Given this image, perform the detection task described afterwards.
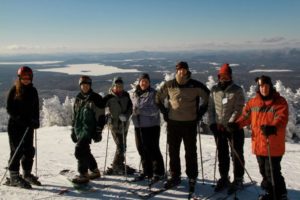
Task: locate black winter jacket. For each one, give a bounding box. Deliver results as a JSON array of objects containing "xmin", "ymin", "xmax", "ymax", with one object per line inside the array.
[{"xmin": 6, "ymin": 83, "xmax": 40, "ymax": 129}]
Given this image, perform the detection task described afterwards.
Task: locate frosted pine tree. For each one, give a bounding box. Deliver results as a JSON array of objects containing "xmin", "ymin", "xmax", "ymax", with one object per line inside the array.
[
  {"xmin": 41, "ymin": 95, "xmax": 65, "ymax": 127},
  {"xmin": 0, "ymin": 108, "xmax": 8, "ymax": 131}
]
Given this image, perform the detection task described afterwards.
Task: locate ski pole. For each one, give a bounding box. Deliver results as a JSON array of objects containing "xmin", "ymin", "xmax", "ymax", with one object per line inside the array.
[
  {"xmin": 165, "ymin": 123, "xmax": 168, "ymax": 179},
  {"xmin": 227, "ymin": 137, "xmax": 254, "ymax": 183},
  {"xmin": 122, "ymin": 121, "xmax": 128, "ymax": 181},
  {"xmin": 0, "ymin": 127, "xmax": 30, "ymax": 185},
  {"xmin": 213, "ymin": 136, "xmax": 218, "ymax": 186},
  {"xmin": 35, "ymin": 129, "xmax": 38, "ymax": 177},
  {"xmin": 197, "ymin": 122, "xmax": 204, "ymax": 184},
  {"xmin": 266, "ymin": 137, "xmax": 277, "ymax": 200},
  {"xmin": 103, "ymin": 124, "xmax": 110, "ymax": 178}
]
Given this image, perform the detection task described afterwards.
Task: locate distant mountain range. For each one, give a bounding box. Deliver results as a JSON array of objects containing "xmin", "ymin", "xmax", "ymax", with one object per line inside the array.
[{"xmin": 0, "ymin": 48, "xmax": 299, "ymax": 107}]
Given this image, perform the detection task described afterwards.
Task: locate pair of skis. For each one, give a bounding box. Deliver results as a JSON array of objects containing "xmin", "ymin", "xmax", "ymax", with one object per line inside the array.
[
  {"xmin": 193, "ymin": 181, "xmax": 257, "ymax": 200},
  {"xmin": 128, "ymin": 177, "xmax": 167, "ymax": 199}
]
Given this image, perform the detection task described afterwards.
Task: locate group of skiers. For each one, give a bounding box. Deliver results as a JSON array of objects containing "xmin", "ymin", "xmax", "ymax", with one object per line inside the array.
[{"xmin": 5, "ymin": 62, "xmax": 289, "ymax": 200}]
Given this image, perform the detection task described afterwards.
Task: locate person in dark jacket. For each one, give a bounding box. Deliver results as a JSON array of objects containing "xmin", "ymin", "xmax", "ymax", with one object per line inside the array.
[
  {"xmin": 208, "ymin": 63, "xmax": 245, "ymax": 194},
  {"xmin": 156, "ymin": 61, "xmax": 210, "ymax": 190},
  {"xmin": 103, "ymin": 77, "xmax": 135, "ymax": 175},
  {"xmin": 131, "ymin": 73, "xmax": 165, "ymax": 182},
  {"xmin": 6, "ymin": 66, "xmax": 40, "ymax": 189},
  {"xmin": 71, "ymin": 76, "xmax": 105, "ymax": 184}
]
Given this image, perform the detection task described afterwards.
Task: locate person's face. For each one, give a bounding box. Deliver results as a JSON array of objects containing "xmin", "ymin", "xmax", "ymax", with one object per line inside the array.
[
  {"xmin": 258, "ymin": 80, "xmax": 270, "ymax": 97},
  {"xmin": 219, "ymin": 73, "xmax": 231, "ymax": 82},
  {"xmin": 80, "ymin": 83, "xmax": 91, "ymax": 94},
  {"xmin": 139, "ymin": 79, "xmax": 150, "ymax": 91},
  {"xmin": 177, "ymin": 68, "xmax": 188, "ymax": 78},
  {"xmin": 20, "ymin": 75, "xmax": 32, "ymax": 85},
  {"xmin": 112, "ymin": 84, "xmax": 123, "ymax": 93}
]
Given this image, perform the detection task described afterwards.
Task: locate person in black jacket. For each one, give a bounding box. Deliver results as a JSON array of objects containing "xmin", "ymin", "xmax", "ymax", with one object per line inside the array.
[
  {"xmin": 71, "ymin": 76, "xmax": 105, "ymax": 184},
  {"xmin": 6, "ymin": 66, "xmax": 40, "ymax": 189}
]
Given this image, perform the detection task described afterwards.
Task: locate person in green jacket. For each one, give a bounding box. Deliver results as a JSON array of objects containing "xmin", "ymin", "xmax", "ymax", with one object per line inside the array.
[{"xmin": 71, "ymin": 76, "xmax": 105, "ymax": 184}]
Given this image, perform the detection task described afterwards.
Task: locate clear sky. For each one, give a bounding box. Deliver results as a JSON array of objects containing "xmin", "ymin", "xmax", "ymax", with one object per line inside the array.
[{"xmin": 1, "ymin": 0, "xmax": 300, "ymax": 54}]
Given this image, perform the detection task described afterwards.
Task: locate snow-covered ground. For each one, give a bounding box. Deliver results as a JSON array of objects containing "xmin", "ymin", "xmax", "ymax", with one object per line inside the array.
[{"xmin": 0, "ymin": 124, "xmax": 299, "ymax": 200}]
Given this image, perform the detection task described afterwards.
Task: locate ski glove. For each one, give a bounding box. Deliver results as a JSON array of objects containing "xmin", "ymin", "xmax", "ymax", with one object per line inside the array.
[
  {"xmin": 227, "ymin": 122, "xmax": 239, "ymax": 133},
  {"xmin": 260, "ymin": 125, "xmax": 277, "ymax": 137},
  {"xmin": 93, "ymin": 127, "xmax": 102, "ymax": 143},
  {"xmin": 71, "ymin": 128, "xmax": 77, "ymax": 143},
  {"xmin": 119, "ymin": 114, "xmax": 127, "ymax": 122}
]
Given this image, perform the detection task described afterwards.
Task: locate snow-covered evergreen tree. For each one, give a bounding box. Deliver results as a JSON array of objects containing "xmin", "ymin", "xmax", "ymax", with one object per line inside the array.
[
  {"xmin": 0, "ymin": 108, "xmax": 8, "ymax": 131},
  {"xmin": 41, "ymin": 95, "xmax": 74, "ymax": 127},
  {"xmin": 206, "ymin": 75, "xmax": 216, "ymax": 90}
]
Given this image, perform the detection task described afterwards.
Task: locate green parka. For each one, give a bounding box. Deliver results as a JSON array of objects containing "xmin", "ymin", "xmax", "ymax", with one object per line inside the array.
[{"xmin": 73, "ymin": 90, "xmax": 105, "ymax": 141}]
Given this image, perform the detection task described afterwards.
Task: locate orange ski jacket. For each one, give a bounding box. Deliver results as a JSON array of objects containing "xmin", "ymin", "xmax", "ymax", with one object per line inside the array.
[{"xmin": 236, "ymin": 91, "xmax": 288, "ymax": 156}]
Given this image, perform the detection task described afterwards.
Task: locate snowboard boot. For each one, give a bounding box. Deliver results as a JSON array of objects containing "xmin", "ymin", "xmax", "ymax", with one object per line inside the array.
[
  {"xmin": 9, "ymin": 171, "xmax": 32, "ymax": 189},
  {"xmin": 89, "ymin": 168, "xmax": 101, "ymax": 180},
  {"xmin": 227, "ymin": 177, "xmax": 243, "ymax": 194},
  {"xmin": 72, "ymin": 173, "xmax": 89, "ymax": 184},
  {"xmin": 214, "ymin": 177, "xmax": 230, "ymax": 192},
  {"xmin": 163, "ymin": 177, "xmax": 181, "ymax": 189},
  {"xmin": 188, "ymin": 178, "xmax": 196, "ymax": 193},
  {"xmin": 23, "ymin": 173, "xmax": 42, "ymax": 186}
]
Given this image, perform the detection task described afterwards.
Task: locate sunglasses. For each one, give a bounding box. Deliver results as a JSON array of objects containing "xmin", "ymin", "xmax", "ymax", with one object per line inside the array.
[{"xmin": 20, "ymin": 76, "xmax": 31, "ymax": 81}]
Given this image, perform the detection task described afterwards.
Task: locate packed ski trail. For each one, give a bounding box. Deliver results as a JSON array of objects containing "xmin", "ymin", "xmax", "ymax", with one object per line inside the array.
[{"xmin": 0, "ymin": 125, "xmax": 299, "ymax": 199}]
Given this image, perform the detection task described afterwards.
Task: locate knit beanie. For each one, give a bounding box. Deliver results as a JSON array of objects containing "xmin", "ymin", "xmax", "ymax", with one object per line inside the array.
[
  {"xmin": 139, "ymin": 73, "xmax": 150, "ymax": 82},
  {"xmin": 176, "ymin": 61, "xmax": 189, "ymax": 71},
  {"xmin": 218, "ymin": 63, "xmax": 232, "ymax": 79},
  {"xmin": 79, "ymin": 75, "xmax": 92, "ymax": 85},
  {"xmin": 112, "ymin": 76, "xmax": 124, "ymax": 87}
]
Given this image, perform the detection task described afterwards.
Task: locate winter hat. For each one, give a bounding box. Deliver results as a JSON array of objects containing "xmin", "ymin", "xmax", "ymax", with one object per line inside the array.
[
  {"xmin": 218, "ymin": 63, "xmax": 232, "ymax": 79},
  {"xmin": 176, "ymin": 61, "xmax": 189, "ymax": 71},
  {"xmin": 79, "ymin": 75, "xmax": 92, "ymax": 85},
  {"xmin": 255, "ymin": 75, "xmax": 273, "ymax": 88},
  {"xmin": 18, "ymin": 66, "xmax": 33, "ymax": 80},
  {"xmin": 139, "ymin": 73, "xmax": 150, "ymax": 82},
  {"xmin": 112, "ymin": 76, "xmax": 124, "ymax": 87}
]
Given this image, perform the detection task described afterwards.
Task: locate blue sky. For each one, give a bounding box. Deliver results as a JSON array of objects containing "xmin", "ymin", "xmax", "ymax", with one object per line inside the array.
[{"xmin": 1, "ymin": 0, "xmax": 300, "ymax": 54}]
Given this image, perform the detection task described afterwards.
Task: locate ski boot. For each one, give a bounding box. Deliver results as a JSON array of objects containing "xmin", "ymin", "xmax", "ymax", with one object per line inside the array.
[
  {"xmin": 88, "ymin": 168, "xmax": 101, "ymax": 180},
  {"xmin": 227, "ymin": 177, "xmax": 243, "ymax": 194},
  {"xmin": 23, "ymin": 173, "xmax": 42, "ymax": 186},
  {"xmin": 72, "ymin": 173, "xmax": 89, "ymax": 184},
  {"xmin": 9, "ymin": 171, "xmax": 32, "ymax": 189},
  {"xmin": 163, "ymin": 177, "xmax": 181, "ymax": 189},
  {"xmin": 214, "ymin": 177, "xmax": 230, "ymax": 192}
]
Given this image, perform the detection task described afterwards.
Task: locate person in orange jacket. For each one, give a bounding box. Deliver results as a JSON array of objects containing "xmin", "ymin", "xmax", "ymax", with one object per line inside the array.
[{"xmin": 228, "ymin": 75, "xmax": 288, "ymax": 200}]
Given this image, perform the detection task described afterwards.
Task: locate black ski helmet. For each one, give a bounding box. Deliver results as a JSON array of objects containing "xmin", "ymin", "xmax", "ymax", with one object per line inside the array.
[
  {"xmin": 79, "ymin": 75, "xmax": 92, "ymax": 85},
  {"xmin": 17, "ymin": 66, "xmax": 33, "ymax": 79}
]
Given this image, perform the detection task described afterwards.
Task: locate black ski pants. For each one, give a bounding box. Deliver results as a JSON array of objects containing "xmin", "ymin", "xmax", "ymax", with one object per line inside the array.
[
  {"xmin": 75, "ymin": 138, "xmax": 98, "ymax": 174},
  {"xmin": 214, "ymin": 129, "xmax": 245, "ymax": 180},
  {"xmin": 135, "ymin": 126, "xmax": 165, "ymax": 177},
  {"xmin": 256, "ymin": 156, "xmax": 287, "ymax": 198},
  {"xmin": 167, "ymin": 123, "xmax": 198, "ymax": 179},
  {"xmin": 8, "ymin": 121, "xmax": 35, "ymax": 173}
]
